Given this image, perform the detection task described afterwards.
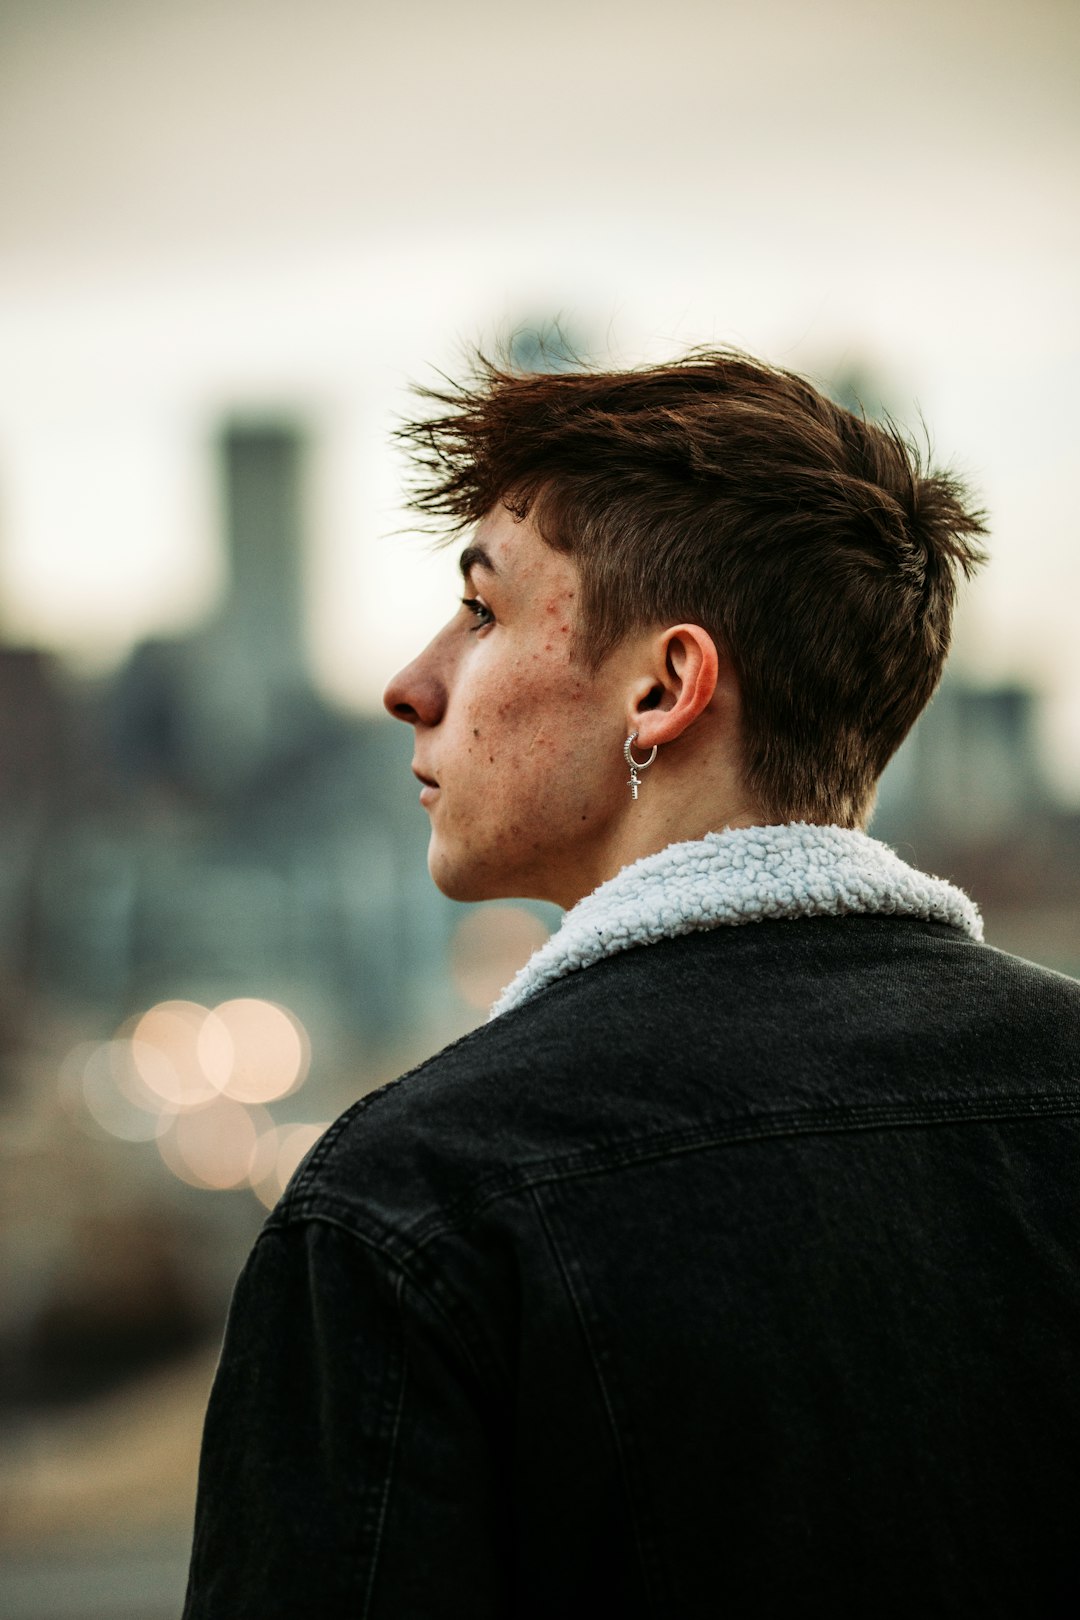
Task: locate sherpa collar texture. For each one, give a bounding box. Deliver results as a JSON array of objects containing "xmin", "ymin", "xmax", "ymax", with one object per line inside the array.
[{"xmin": 491, "ymin": 823, "xmax": 983, "ymax": 1019}]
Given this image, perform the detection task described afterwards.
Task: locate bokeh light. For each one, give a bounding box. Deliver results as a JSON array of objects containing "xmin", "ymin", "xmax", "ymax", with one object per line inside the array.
[
  {"xmin": 131, "ymin": 1000, "xmax": 223, "ymax": 1109},
  {"xmin": 449, "ymin": 906, "xmax": 550, "ymax": 1010},
  {"xmin": 156, "ymin": 1097, "xmax": 271, "ymax": 1191},
  {"xmin": 58, "ymin": 996, "xmax": 315, "ymax": 1195},
  {"xmin": 198, "ymin": 998, "xmax": 309, "ymax": 1104},
  {"xmin": 59, "ymin": 1040, "xmax": 165, "ymax": 1143}
]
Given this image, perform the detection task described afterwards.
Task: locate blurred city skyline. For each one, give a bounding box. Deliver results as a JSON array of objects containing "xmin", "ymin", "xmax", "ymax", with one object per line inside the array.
[{"xmin": 1, "ymin": 0, "xmax": 1078, "ymax": 802}]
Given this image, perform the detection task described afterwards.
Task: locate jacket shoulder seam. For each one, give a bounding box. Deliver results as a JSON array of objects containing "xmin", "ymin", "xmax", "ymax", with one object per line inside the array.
[
  {"xmin": 260, "ymin": 1207, "xmax": 495, "ymax": 1392},
  {"xmin": 286, "ymin": 1088, "xmax": 1080, "ymax": 1261}
]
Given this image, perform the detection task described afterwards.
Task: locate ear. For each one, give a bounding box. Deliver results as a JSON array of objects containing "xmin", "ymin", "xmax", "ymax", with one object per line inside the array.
[{"xmin": 628, "ymin": 624, "xmax": 721, "ymax": 748}]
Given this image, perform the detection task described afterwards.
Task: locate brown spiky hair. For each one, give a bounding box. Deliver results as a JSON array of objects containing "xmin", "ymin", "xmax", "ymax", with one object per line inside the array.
[{"xmin": 398, "ymin": 348, "xmax": 988, "ymax": 827}]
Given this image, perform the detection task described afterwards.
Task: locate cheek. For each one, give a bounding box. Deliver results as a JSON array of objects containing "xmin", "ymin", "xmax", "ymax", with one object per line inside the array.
[{"xmin": 457, "ymin": 655, "xmax": 596, "ymax": 787}]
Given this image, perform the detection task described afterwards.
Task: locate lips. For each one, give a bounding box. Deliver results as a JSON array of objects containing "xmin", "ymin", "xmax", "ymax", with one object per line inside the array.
[{"xmin": 412, "ymin": 766, "xmax": 439, "ymax": 806}]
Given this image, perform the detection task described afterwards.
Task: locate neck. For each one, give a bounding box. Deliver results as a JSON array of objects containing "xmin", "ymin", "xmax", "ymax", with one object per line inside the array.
[{"xmin": 551, "ymin": 778, "xmax": 765, "ymax": 911}]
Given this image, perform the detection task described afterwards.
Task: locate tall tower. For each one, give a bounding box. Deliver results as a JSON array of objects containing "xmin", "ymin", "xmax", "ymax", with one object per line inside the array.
[
  {"xmin": 218, "ymin": 423, "xmax": 307, "ymax": 690},
  {"xmin": 154, "ymin": 417, "xmax": 322, "ymax": 801}
]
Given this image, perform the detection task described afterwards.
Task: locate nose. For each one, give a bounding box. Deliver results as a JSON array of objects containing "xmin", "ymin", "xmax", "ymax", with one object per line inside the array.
[{"xmin": 383, "ymin": 641, "xmax": 447, "ymax": 727}]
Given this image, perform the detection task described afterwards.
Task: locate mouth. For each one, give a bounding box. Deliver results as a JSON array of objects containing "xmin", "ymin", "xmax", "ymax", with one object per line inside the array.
[{"xmin": 412, "ymin": 766, "xmax": 439, "ymax": 804}]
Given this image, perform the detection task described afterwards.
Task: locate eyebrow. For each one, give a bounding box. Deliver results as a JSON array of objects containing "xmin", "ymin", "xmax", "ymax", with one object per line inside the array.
[{"xmin": 458, "ymin": 543, "xmax": 497, "ymax": 582}]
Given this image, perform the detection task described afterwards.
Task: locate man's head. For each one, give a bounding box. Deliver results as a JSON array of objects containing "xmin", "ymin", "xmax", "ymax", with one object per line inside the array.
[
  {"xmin": 398, "ymin": 348, "xmax": 987, "ymax": 831},
  {"xmin": 384, "ymin": 500, "xmax": 739, "ymax": 906}
]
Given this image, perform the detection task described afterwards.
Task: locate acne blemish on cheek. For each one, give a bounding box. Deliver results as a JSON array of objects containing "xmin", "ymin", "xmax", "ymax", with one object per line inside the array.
[{"xmin": 473, "ymin": 728, "xmax": 480, "ymax": 738}]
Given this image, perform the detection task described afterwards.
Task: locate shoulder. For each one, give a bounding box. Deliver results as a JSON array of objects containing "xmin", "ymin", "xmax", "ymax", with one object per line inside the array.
[
  {"xmin": 270, "ymin": 995, "xmax": 585, "ymax": 1247},
  {"xmin": 269, "ymin": 939, "xmax": 697, "ymax": 1250},
  {"xmin": 272, "ymin": 918, "xmax": 1080, "ymax": 1248}
]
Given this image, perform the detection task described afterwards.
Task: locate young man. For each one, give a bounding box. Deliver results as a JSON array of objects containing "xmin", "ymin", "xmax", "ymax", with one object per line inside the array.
[{"xmin": 184, "ymin": 351, "xmax": 1080, "ymax": 1617}]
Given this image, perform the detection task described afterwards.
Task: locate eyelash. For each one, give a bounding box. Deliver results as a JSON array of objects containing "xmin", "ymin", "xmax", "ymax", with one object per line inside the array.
[{"xmin": 461, "ymin": 596, "xmax": 495, "ymax": 629}]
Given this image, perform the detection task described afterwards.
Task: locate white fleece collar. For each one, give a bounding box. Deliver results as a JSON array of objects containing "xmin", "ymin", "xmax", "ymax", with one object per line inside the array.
[{"xmin": 491, "ymin": 823, "xmax": 982, "ymax": 1019}]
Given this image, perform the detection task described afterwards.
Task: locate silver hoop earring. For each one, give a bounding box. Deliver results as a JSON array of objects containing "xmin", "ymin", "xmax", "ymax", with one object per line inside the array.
[{"xmin": 623, "ymin": 731, "xmax": 658, "ymax": 801}]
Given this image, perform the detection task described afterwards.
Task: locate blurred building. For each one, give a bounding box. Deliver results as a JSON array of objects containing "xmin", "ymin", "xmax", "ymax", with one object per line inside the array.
[
  {"xmin": 0, "ymin": 416, "xmax": 484, "ymax": 1478},
  {"xmin": 874, "ymin": 679, "xmax": 1080, "ymax": 971},
  {"xmin": 0, "ymin": 421, "xmax": 463, "ymax": 1099}
]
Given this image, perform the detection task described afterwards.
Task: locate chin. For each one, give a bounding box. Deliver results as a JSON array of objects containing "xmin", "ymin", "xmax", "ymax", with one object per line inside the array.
[
  {"xmin": 427, "ymin": 845, "xmax": 499, "ymax": 904},
  {"xmin": 427, "ymin": 841, "xmax": 542, "ymax": 906}
]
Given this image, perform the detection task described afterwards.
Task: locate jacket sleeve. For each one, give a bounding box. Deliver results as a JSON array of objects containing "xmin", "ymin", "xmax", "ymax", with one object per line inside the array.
[{"xmin": 182, "ymin": 1215, "xmax": 511, "ymax": 1619}]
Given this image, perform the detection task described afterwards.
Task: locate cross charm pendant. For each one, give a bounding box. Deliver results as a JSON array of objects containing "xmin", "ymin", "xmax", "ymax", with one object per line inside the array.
[{"xmin": 628, "ymin": 767, "xmax": 640, "ymax": 800}]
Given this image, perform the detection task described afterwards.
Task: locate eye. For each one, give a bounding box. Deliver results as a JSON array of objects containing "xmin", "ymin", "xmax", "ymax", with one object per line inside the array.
[{"xmin": 461, "ymin": 596, "xmax": 495, "ymax": 629}]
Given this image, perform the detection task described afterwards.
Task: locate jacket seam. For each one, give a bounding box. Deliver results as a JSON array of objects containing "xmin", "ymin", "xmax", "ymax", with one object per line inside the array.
[
  {"xmin": 360, "ymin": 1268, "xmax": 408, "ymax": 1620},
  {"xmin": 261, "ymin": 1206, "xmax": 496, "ymax": 1394},
  {"xmin": 287, "ymin": 1090, "xmax": 1080, "ymax": 1259},
  {"xmin": 286, "ymin": 920, "xmax": 991, "ymax": 1207},
  {"xmin": 528, "ymin": 1185, "xmax": 662, "ymax": 1608},
  {"xmin": 285, "ymin": 1020, "xmax": 505, "ymax": 1207}
]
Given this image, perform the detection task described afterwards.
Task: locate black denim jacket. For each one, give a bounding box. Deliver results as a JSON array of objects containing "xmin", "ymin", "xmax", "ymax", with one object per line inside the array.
[{"xmin": 185, "ymin": 917, "xmax": 1080, "ymax": 1617}]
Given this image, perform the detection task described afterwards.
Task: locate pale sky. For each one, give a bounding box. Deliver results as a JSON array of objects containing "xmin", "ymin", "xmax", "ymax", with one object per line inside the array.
[{"xmin": 1, "ymin": 0, "xmax": 1078, "ymax": 790}]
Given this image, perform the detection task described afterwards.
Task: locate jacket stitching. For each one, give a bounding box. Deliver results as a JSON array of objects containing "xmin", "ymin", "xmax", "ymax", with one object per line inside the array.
[
  {"xmin": 286, "ymin": 916, "xmax": 1013, "ymax": 1211},
  {"xmin": 360, "ymin": 1268, "xmax": 409, "ymax": 1620},
  {"xmin": 289, "ymin": 1090, "xmax": 1080, "ymax": 1259},
  {"xmin": 263, "ymin": 1208, "xmax": 497, "ymax": 1395},
  {"xmin": 287, "ymin": 918, "xmax": 989, "ymax": 1207},
  {"xmin": 285, "ymin": 1021, "xmax": 500, "ymax": 1208},
  {"xmin": 529, "ymin": 1185, "xmax": 663, "ymax": 1608}
]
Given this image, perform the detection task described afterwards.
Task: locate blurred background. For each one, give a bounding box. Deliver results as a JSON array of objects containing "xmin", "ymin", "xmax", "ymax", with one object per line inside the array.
[{"xmin": 0, "ymin": 0, "xmax": 1077, "ymax": 1613}]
